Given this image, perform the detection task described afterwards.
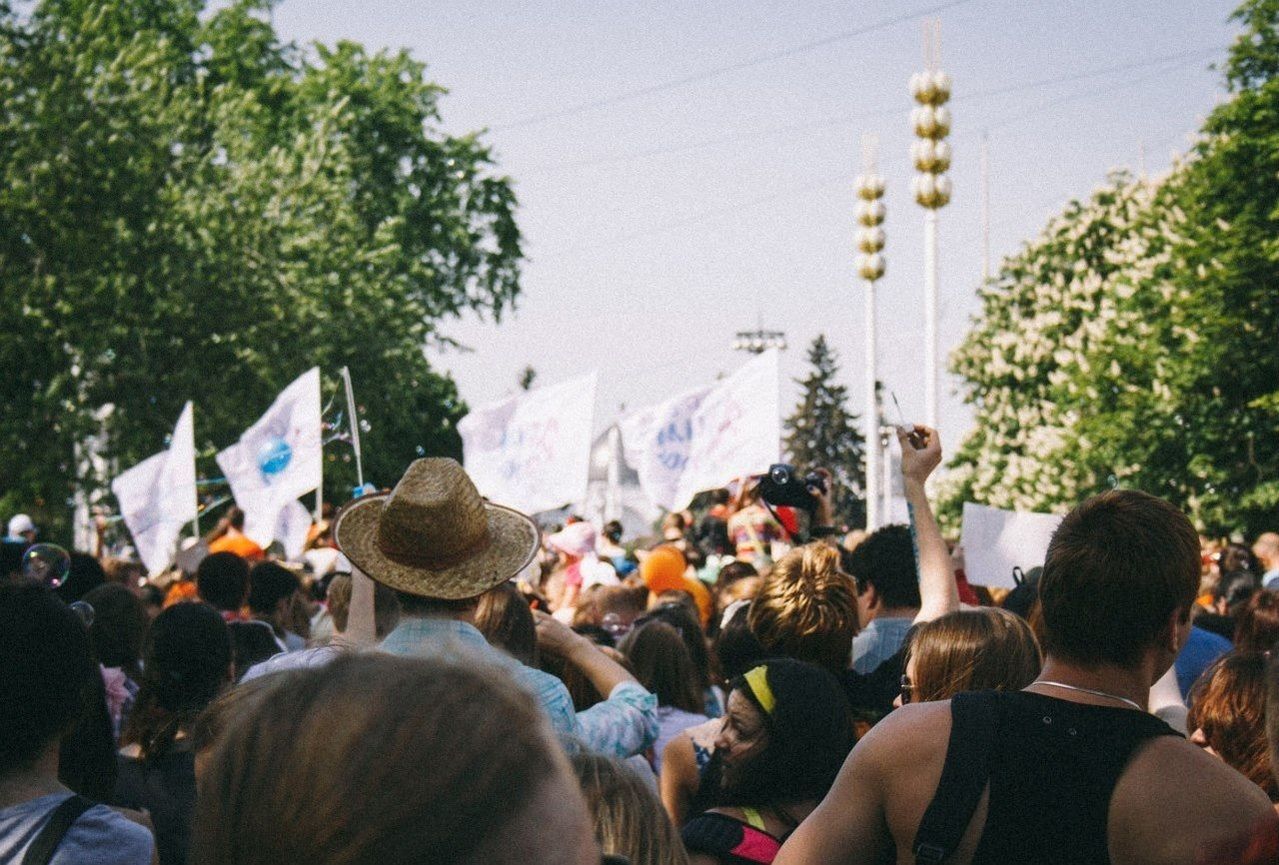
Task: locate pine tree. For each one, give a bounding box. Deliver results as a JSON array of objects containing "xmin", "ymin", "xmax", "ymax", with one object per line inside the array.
[{"xmin": 784, "ymin": 335, "xmax": 867, "ymax": 528}]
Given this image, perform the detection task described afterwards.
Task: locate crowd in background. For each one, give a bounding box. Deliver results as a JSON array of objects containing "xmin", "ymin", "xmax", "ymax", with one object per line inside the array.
[{"xmin": 3, "ymin": 426, "xmax": 1279, "ymax": 864}]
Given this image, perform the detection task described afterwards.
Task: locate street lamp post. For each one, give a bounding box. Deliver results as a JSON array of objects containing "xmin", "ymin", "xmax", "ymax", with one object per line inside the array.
[
  {"xmin": 911, "ymin": 19, "xmax": 952, "ymax": 429},
  {"xmin": 731, "ymin": 329, "xmax": 787, "ymax": 354},
  {"xmin": 856, "ymin": 135, "xmax": 886, "ymax": 530}
]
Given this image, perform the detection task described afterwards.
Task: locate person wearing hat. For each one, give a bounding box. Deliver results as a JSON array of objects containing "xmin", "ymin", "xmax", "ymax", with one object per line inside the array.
[
  {"xmin": 334, "ymin": 457, "xmax": 658, "ymax": 759},
  {"xmin": 545, "ymin": 521, "xmax": 618, "ymax": 620},
  {"xmin": 5, "ymin": 513, "xmax": 36, "ymax": 546}
]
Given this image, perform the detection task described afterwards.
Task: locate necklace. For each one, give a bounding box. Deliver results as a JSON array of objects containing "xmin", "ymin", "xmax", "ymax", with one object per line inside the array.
[{"xmin": 1031, "ymin": 680, "xmax": 1143, "ymax": 712}]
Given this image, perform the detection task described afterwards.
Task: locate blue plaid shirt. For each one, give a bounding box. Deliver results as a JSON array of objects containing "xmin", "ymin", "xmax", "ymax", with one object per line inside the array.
[
  {"xmin": 380, "ymin": 617, "xmax": 656, "ymax": 759},
  {"xmin": 851, "ymin": 616, "xmax": 915, "ymax": 674}
]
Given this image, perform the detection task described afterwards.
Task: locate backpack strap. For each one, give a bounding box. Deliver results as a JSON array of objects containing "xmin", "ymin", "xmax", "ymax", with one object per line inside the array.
[
  {"xmin": 22, "ymin": 795, "xmax": 94, "ymax": 865},
  {"xmin": 912, "ymin": 692, "xmax": 1001, "ymax": 865}
]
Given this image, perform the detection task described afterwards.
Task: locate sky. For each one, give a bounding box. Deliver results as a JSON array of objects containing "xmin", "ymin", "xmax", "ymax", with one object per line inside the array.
[{"xmin": 271, "ymin": 0, "xmax": 1239, "ymax": 447}]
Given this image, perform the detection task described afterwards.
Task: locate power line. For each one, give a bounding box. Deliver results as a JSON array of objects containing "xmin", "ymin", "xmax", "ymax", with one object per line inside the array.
[
  {"xmin": 521, "ymin": 44, "xmax": 1225, "ymax": 176},
  {"xmin": 491, "ymin": 0, "xmax": 980, "ymax": 132}
]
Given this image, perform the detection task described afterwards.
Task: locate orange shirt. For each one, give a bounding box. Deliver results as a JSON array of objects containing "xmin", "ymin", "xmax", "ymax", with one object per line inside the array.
[{"xmin": 208, "ymin": 530, "xmax": 266, "ymax": 562}]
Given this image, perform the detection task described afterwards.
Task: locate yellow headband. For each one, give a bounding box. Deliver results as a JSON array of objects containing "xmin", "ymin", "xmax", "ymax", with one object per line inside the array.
[{"xmin": 743, "ymin": 665, "xmax": 776, "ymax": 715}]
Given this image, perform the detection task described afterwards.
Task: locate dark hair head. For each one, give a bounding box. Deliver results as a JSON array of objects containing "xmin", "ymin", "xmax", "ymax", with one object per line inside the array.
[
  {"xmin": 82, "ymin": 583, "xmax": 148, "ymax": 679},
  {"xmin": 197, "ymin": 552, "xmax": 250, "ymax": 612},
  {"xmin": 713, "ymin": 602, "xmax": 768, "ymax": 682},
  {"xmin": 1039, "ymin": 490, "xmax": 1198, "ymax": 667},
  {"xmin": 1235, "ymin": 590, "xmax": 1279, "ymax": 653},
  {"xmin": 620, "ymin": 621, "xmax": 705, "ymax": 714},
  {"xmin": 603, "ymin": 520, "xmax": 624, "ymax": 544},
  {"xmin": 191, "ymin": 653, "xmax": 569, "ymax": 865},
  {"xmin": 637, "ymin": 602, "xmax": 713, "ymax": 692},
  {"xmin": 722, "ymin": 658, "xmax": 854, "ymax": 805},
  {"xmin": 56, "ymin": 553, "xmax": 107, "ymax": 604},
  {"xmin": 1219, "ymin": 543, "xmax": 1258, "ymax": 578},
  {"xmin": 905, "ymin": 607, "xmax": 1043, "ymax": 703},
  {"xmin": 226, "ymin": 506, "xmax": 246, "ymax": 531},
  {"xmin": 1190, "ymin": 652, "xmax": 1276, "ymax": 801},
  {"xmin": 715, "ymin": 560, "xmax": 759, "ymax": 594},
  {"xmin": 247, "ymin": 561, "xmax": 300, "ymax": 617},
  {"xmin": 124, "ymin": 602, "xmax": 231, "ymax": 759},
  {"xmin": 0, "ymin": 583, "xmax": 97, "ymax": 774},
  {"xmin": 475, "ymin": 582, "xmax": 538, "ymax": 666},
  {"xmin": 845, "ymin": 524, "xmax": 920, "ymax": 609}
]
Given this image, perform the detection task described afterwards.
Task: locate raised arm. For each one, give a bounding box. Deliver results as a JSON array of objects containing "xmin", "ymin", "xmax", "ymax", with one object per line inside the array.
[
  {"xmin": 534, "ymin": 610, "xmax": 659, "ymax": 758},
  {"xmin": 899, "ymin": 425, "xmax": 959, "ymax": 624}
]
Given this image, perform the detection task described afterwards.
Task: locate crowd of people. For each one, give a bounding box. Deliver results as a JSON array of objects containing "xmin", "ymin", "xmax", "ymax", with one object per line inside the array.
[{"xmin": 3, "ymin": 425, "xmax": 1279, "ymax": 864}]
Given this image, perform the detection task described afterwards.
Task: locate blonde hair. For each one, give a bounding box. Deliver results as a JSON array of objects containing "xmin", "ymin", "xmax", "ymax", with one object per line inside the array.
[
  {"xmin": 571, "ymin": 753, "xmax": 689, "ymax": 865},
  {"xmin": 747, "ymin": 543, "xmax": 858, "ymax": 674},
  {"xmin": 906, "ymin": 607, "xmax": 1042, "ymax": 703}
]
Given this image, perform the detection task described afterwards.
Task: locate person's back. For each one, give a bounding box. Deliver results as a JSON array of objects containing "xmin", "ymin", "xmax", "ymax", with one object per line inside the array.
[
  {"xmin": 0, "ymin": 583, "xmax": 154, "ymax": 865},
  {"xmin": 777, "ymin": 490, "xmax": 1279, "ymax": 865}
]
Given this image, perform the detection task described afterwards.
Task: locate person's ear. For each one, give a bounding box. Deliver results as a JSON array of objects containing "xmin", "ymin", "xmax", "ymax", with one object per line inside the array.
[{"xmin": 1164, "ymin": 605, "xmax": 1192, "ymax": 656}]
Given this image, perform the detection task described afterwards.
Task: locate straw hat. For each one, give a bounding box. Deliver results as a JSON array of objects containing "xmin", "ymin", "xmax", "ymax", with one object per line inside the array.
[{"xmin": 333, "ymin": 458, "xmax": 538, "ymax": 600}]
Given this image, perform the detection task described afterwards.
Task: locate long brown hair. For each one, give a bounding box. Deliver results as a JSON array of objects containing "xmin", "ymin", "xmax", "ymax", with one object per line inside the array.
[
  {"xmin": 1234, "ymin": 590, "xmax": 1279, "ymax": 653},
  {"xmin": 191, "ymin": 654, "xmax": 564, "ymax": 864},
  {"xmin": 906, "ymin": 607, "xmax": 1042, "ymax": 703},
  {"xmin": 620, "ymin": 621, "xmax": 705, "ymax": 714},
  {"xmin": 1189, "ymin": 651, "xmax": 1277, "ymax": 801},
  {"xmin": 571, "ymin": 753, "xmax": 690, "ymax": 865}
]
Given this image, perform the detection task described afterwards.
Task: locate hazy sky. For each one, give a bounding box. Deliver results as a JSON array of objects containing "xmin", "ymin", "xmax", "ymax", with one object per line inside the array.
[{"xmin": 272, "ymin": 0, "xmax": 1237, "ymax": 444}]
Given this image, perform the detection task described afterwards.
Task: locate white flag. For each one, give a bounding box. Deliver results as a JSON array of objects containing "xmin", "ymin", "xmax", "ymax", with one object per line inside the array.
[
  {"xmin": 275, "ymin": 498, "xmax": 313, "ymax": 561},
  {"xmin": 216, "ymin": 368, "xmax": 322, "ymax": 547},
  {"xmin": 112, "ymin": 402, "xmax": 198, "ymax": 576},
  {"xmin": 621, "ymin": 350, "xmax": 781, "ymax": 510},
  {"xmin": 459, "ymin": 373, "xmax": 598, "ymax": 514},
  {"xmin": 960, "ymin": 502, "xmax": 1064, "ymax": 589},
  {"xmin": 618, "ymin": 385, "xmax": 711, "ymax": 511}
]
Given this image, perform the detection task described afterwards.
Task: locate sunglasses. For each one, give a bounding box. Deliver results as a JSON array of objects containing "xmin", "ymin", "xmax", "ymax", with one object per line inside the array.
[{"xmin": 899, "ymin": 674, "xmax": 915, "ymax": 705}]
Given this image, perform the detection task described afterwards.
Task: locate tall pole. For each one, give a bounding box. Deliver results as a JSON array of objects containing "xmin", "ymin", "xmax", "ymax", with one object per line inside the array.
[
  {"xmin": 911, "ymin": 18, "xmax": 951, "ymax": 431},
  {"xmin": 924, "ymin": 209, "xmax": 939, "ymax": 427},
  {"xmin": 856, "ymin": 135, "xmax": 886, "ymax": 530}
]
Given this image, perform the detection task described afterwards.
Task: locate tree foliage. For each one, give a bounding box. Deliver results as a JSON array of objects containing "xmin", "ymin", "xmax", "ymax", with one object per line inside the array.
[
  {"xmin": 784, "ymin": 335, "xmax": 866, "ymax": 528},
  {"xmin": 946, "ymin": 0, "xmax": 1279, "ymax": 535},
  {"xmin": 0, "ymin": 0, "xmax": 522, "ymax": 536}
]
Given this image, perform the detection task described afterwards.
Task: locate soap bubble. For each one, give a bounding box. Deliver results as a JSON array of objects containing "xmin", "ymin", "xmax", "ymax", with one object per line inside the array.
[
  {"xmin": 22, "ymin": 543, "xmax": 71, "ymax": 588},
  {"xmin": 69, "ymin": 600, "xmax": 95, "ymax": 627},
  {"xmin": 257, "ymin": 437, "xmax": 293, "ymax": 478},
  {"xmin": 415, "ymin": 446, "xmax": 426, "ymax": 457},
  {"xmin": 358, "ymin": 419, "xmax": 372, "ymax": 433}
]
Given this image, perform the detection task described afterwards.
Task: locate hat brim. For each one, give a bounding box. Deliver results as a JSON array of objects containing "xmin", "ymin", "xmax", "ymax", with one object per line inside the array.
[{"xmin": 333, "ymin": 493, "xmax": 539, "ymax": 600}]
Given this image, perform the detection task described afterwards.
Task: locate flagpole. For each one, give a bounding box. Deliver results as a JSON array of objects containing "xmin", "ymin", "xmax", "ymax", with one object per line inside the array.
[{"xmin": 341, "ymin": 366, "xmax": 365, "ymax": 489}]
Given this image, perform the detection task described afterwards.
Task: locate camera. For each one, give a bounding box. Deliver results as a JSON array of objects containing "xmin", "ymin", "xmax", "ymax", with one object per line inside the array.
[{"xmin": 759, "ymin": 463, "xmax": 826, "ymax": 512}]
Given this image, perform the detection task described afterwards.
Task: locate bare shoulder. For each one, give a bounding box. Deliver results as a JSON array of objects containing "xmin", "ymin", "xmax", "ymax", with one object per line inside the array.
[
  {"xmin": 856, "ymin": 701, "xmax": 954, "ymax": 768},
  {"xmin": 1110, "ymin": 735, "xmax": 1279, "ymax": 865}
]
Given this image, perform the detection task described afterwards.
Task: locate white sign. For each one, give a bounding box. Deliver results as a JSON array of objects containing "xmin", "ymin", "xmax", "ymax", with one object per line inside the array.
[
  {"xmin": 459, "ymin": 373, "xmax": 598, "ymax": 515},
  {"xmin": 621, "ymin": 350, "xmax": 781, "ymax": 510},
  {"xmin": 960, "ymin": 502, "xmax": 1064, "ymax": 589},
  {"xmin": 112, "ymin": 402, "xmax": 198, "ymax": 576},
  {"xmin": 216, "ymin": 368, "xmax": 322, "ymax": 547}
]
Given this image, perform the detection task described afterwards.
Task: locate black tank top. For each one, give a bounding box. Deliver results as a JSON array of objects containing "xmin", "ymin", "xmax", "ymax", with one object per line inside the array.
[{"xmin": 920, "ymin": 690, "xmax": 1180, "ymax": 865}]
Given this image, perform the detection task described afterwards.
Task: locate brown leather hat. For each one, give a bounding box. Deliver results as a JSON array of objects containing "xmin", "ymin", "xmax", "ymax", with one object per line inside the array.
[{"xmin": 333, "ymin": 458, "xmax": 538, "ymax": 600}]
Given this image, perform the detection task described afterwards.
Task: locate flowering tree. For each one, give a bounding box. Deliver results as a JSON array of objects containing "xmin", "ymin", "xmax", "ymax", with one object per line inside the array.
[{"xmin": 946, "ymin": 0, "xmax": 1279, "ymax": 536}]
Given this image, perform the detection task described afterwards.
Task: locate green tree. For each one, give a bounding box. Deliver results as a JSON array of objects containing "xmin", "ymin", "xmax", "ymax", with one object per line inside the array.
[
  {"xmin": 0, "ymin": 0, "xmax": 522, "ymax": 539},
  {"xmin": 945, "ymin": 0, "xmax": 1279, "ymax": 535},
  {"xmin": 784, "ymin": 335, "xmax": 866, "ymax": 528}
]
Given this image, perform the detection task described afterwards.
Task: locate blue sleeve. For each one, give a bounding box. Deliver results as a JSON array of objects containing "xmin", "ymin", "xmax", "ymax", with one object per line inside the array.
[
  {"xmin": 54, "ymin": 805, "xmax": 154, "ymax": 865},
  {"xmin": 574, "ymin": 681, "xmax": 659, "ymax": 759}
]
